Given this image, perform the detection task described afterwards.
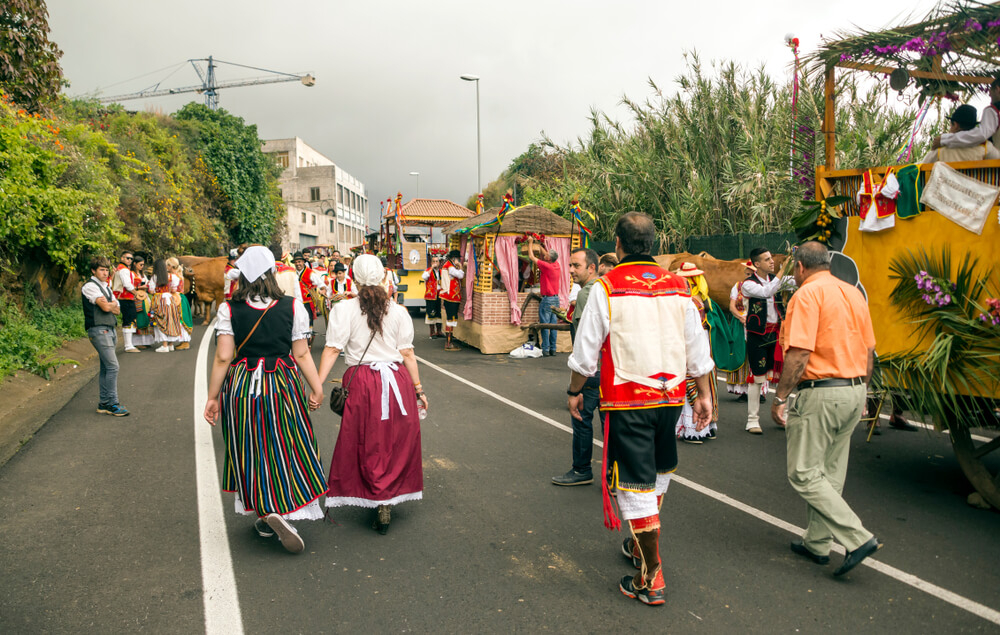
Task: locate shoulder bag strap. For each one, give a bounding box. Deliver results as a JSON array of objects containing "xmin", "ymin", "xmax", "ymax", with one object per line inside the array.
[
  {"xmin": 343, "ymin": 330, "xmax": 378, "ymax": 393},
  {"xmin": 235, "ymin": 301, "xmax": 274, "ymax": 357}
]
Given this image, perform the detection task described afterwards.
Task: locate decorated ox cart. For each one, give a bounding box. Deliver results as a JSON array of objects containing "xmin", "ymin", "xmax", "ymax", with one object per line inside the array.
[
  {"xmin": 807, "ymin": 1, "xmax": 1000, "ymax": 507},
  {"xmin": 442, "ymin": 202, "xmax": 580, "ymax": 354}
]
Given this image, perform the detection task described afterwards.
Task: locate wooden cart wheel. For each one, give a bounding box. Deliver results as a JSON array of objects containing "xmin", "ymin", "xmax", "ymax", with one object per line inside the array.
[{"xmin": 949, "ymin": 425, "xmax": 1000, "ymax": 509}]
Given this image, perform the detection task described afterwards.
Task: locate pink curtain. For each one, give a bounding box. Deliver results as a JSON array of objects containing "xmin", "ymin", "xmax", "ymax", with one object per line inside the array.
[
  {"xmin": 462, "ymin": 236, "xmax": 476, "ymax": 320},
  {"xmin": 494, "ymin": 236, "xmax": 522, "ymax": 324},
  {"xmin": 549, "ymin": 237, "xmax": 571, "ymax": 308}
]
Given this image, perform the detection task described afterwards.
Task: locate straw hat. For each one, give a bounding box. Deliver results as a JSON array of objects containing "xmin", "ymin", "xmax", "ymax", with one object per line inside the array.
[
  {"xmin": 675, "ymin": 262, "xmax": 704, "ymax": 277},
  {"xmin": 744, "ymin": 259, "xmax": 757, "ymax": 272}
]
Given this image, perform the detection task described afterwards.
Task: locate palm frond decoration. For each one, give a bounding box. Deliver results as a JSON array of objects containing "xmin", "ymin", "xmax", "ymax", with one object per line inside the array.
[
  {"xmin": 805, "ymin": 1, "xmax": 1000, "ymax": 101},
  {"xmin": 874, "ymin": 246, "xmax": 1000, "ymax": 431}
]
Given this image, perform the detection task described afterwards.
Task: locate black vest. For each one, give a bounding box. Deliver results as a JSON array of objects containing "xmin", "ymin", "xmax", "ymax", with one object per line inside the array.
[
  {"xmin": 229, "ymin": 295, "xmax": 295, "ymax": 370},
  {"xmin": 744, "ymin": 273, "xmax": 785, "ymax": 336},
  {"xmin": 81, "ymin": 278, "xmax": 118, "ymax": 330}
]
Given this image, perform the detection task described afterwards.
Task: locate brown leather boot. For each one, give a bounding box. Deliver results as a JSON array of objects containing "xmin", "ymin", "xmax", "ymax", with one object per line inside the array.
[{"xmin": 445, "ymin": 331, "xmax": 459, "ymax": 351}]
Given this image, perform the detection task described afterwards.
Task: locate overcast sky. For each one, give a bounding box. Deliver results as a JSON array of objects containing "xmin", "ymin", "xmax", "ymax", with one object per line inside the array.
[{"xmin": 49, "ymin": 0, "xmax": 941, "ymax": 228}]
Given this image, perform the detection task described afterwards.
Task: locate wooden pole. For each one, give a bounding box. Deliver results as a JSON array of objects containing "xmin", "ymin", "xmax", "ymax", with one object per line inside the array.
[{"xmin": 824, "ymin": 66, "xmax": 836, "ymax": 172}]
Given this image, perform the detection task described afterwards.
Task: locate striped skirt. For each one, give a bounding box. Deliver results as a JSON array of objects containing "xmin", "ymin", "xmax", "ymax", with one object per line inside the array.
[
  {"xmin": 152, "ymin": 292, "xmax": 183, "ymax": 341},
  {"xmin": 220, "ymin": 358, "xmax": 327, "ymax": 517}
]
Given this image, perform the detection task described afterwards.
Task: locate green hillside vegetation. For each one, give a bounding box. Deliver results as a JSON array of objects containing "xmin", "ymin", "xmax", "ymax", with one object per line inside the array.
[{"xmin": 0, "ymin": 91, "xmax": 285, "ymax": 378}]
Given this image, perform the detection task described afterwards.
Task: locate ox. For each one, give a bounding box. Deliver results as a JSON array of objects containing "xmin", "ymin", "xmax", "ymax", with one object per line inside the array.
[
  {"xmin": 179, "ymin": 255, "xmax": 228, "ymax": 325},
  {"xmin": 653, "ymin": 252, "xmax": 788, "ymax": 310}
]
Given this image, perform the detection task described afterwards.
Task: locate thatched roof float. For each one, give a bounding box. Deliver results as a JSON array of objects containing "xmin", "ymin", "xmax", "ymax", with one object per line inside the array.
[{"xmin": 443, "ymin": 204, "xmax": 574, "ymax": 237}]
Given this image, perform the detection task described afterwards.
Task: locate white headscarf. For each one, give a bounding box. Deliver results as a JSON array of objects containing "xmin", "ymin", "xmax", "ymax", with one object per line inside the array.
[
  {"xmin": 235, "ymin": 245, "xmax": 275, "ymax": 283},
  {"xmin": 351, "ymin": 254, "xmax": 384, "ymax": 287}
]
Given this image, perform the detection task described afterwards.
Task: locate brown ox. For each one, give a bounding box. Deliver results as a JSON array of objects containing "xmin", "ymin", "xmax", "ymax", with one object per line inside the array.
[
  {"xmin": 653, "ymin": 252, "xmax": 788, "ymax": 310},
  {"xmin": 179, "ymin": 255, "xmax": 227, "ymax": 325}
]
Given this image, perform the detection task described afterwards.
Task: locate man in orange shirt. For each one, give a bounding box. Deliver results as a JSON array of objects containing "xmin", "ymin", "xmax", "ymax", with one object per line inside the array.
[{"xmin": 771, "ymin": 241, "xmax": 882, "ymax": 577}]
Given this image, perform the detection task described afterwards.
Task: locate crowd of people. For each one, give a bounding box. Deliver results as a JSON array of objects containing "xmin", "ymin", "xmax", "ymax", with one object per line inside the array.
[{"xmin": 83, "ymin": 218, "xmax": 885, "ymax": 604}]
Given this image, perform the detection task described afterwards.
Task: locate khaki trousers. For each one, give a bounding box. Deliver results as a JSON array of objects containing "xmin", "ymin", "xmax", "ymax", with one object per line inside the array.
[{"xmin": 785, "ymin": 383, "xmax": 873, "ymax": 554}]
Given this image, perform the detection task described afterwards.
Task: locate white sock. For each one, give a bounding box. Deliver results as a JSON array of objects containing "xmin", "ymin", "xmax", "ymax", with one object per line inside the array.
[{"xmin": 123, "ymin": 329, "xmax": 134, "ymax": 349}]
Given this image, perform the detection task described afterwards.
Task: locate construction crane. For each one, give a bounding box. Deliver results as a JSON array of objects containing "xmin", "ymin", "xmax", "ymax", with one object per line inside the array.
[{"xmin": 96, "ymin": 56, "xmax": 315, "ymax": 110}]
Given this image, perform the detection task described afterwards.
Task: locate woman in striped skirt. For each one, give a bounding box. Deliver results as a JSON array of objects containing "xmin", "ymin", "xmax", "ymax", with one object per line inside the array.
[{"xmin": 203, "ymin": 246, "xmax": 327, "ymax": 554}]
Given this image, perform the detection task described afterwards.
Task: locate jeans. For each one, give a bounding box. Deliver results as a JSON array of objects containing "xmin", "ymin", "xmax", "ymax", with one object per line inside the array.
[
  {"xmin": 572, "ymin": 375, "xmax": 601, "ymax": 472},
  {"xmin": 538, "ymin": 295, "xmax": 559, "ymax": 352},
  {"xmin": 88, "ymin": 326, "xmax": 119, "ymax": 405}
]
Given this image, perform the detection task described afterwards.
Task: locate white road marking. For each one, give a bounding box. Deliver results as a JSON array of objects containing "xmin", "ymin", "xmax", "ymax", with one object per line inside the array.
[
  {"xmin": 714, "ymin": 374, "xmax": 994, "ymax": 443},
  {"xmin": 194, "ymin": 322, "xmax": 244, "ymax": 635},
  {"xmin": 422, "ymin": 356, "xmax": 1000, "ymax": 627}
]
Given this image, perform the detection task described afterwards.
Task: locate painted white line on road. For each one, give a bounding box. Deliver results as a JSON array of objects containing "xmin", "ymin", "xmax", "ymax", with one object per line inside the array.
[
  {"xmin": 423, "ymin": 356, "xmax": 1000, "ymax": 627},
  {"xmin": 194, "ymin": 322, "xmax": 244, "ymax": 635},
  {"xmin": 713, "ymin": 373, "xmax": 994, "ymax": 443}
]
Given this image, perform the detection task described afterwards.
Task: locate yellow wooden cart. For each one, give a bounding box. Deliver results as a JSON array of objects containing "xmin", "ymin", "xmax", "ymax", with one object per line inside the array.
[{"xmin": 811, "ymin": 4, "xmax": 1000, "ymax": 507}]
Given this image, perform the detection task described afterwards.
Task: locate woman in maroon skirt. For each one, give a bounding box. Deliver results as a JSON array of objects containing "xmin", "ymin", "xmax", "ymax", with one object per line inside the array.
[{"xmin": 318, "ymin": 254, "xmax": 429, "ymax": 534}]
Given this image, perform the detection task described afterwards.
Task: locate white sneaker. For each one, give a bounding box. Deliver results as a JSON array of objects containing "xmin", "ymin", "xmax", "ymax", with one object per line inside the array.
[
  {"xmin": 154, "ymin": 345, "xmax": 170, "ymax": 353},
  {"xmin": 169, "ymin": 345, "xmax": 175, "ymax": 351},
  {"xmin": 265, "ymin": 514, "xmax": 305, "ymax": 554}
]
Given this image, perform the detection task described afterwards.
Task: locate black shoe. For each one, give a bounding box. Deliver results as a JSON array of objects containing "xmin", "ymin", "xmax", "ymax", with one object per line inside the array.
[
  {"xmin": 372, "ymin": 505, "xmax": 391, "ymax": 535},
  {"xmin": 790, "ymin": 540, "xmax": 830, "ymax": 565},
  {"xmin": 254, "ymin": 518, "xmax": 275, "ymax": 538},
  {"xmin": 619, "ymin": 574, "xmax": 665, "ymax": 606},
  {"xmin": 736, "ymin": 394, "xmax": 748, "ymax": 403},
  {"xmin": 680, "ymin": 435, "xmax": 703, "ymax": 445},
  {"xmin": 552, "ymin": 469, "xmax": 594, "ymax": 486},
  {"xmin": 704, "ymin": 428, "xmax": 717, "ymax": 440},
  {"xmin": 833, "ymin": 537, "xmax": 882, "ymax": 576},
  {"xmin": 760, "ymin": 395, "xmax": 767, "ymax": 403},
  {"xmin": 889, "ymin": 414, "xmax": 918, "ymax": 431}
]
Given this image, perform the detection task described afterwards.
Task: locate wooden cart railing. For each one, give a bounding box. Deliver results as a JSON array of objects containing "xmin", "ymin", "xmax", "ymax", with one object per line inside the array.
[{"xmin": 815, "ymin": 159, "xmax": 1000, "ymax": 215}]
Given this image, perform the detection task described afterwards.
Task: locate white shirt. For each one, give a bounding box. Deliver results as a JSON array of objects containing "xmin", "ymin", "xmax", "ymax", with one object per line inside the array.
[
  {"xmin": 82, "ymin": 277, "xmax": 119, "ymax": 306},
  {"xmin": 567, "ymin": 282, "xmax": 714, "ymax": 379},
  {"xmin": 941, "ymin": 106, "xmax": 999, "ymax": 148},
  {"xmin": 568, "ymin": 283, "xmax": 581, "ymax": 304},
  {"xmin": 215, "ymin": 297, "xmax": 311, "ymax": 342},
  {"xmin": 741, "ymin": 274, "xmax": 793, "ymax": 324},
  {"xmin": 325, "ymin": 298, "xmax": 415, "ymax": 366},
  {"xmin": 148, "ymin": 273, "xmax": 182, "ymax": 293}
]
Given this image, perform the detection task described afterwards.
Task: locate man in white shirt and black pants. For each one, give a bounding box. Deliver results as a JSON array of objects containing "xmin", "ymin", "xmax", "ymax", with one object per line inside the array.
[{"xmin": 81, "ymin": 256, "xmax": 129, "ymax": 417}]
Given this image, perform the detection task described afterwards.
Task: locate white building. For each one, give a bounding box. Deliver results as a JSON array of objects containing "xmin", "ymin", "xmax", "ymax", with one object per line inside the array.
[{"xmin": 262, "ymin": 137, "xmax": 368, "ymax": 253}]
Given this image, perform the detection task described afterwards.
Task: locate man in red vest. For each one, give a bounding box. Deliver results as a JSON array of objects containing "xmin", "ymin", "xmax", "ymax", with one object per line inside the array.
[
  {"xmin": 439, "ymin": 249, "xmax": 465, "ymax": 351},
  {"xmin": 421, "ymin": 255, "xmax": 443, "ymax": 339},
  {"xmin": 567, "ymin": 212, "xmax": 715, "ymax": 606},
  {"xmin": 111, "ymin": 250, "xmax": 141, "ymax": 352}
]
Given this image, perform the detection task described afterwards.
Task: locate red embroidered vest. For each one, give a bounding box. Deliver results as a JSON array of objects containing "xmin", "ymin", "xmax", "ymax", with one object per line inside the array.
[
  {"xmin": 114, "ymin": 264, "xmax": 135, "ymax": 300},
  {"xmin": 598, "ymin": 261, "xmax": 690, "ymax": 410},
  {"xmin": 423, "ymin": 267, "xmax": 439, "ymax": 300},
  {"xmin": 858, "ymin": 169, "xmax": 897, "ymax": 220},
  {"xmin": 439, "ymin": 262, "xmax": 462, "ymax": 302}
]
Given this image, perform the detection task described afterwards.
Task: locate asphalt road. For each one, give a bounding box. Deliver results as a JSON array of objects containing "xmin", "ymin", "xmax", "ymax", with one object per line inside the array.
[{"xmin": 2, "ymin": 317, "xmax": 999, "ymax": 633}]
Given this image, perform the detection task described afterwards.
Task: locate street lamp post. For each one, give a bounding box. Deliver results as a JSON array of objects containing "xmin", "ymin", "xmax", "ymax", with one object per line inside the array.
[
  {"xmin": 460, "ymin": 74, "xmax": 481, "ymax": 195},
  {"xmin": 409, "ymin": 171, "xmax": 420, "ymax": 198}
]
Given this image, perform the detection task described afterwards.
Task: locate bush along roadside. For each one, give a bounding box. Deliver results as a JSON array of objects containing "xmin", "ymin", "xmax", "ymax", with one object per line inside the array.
[{"xmin": 0, "ymin": 291, "xmax": 85, "ymax": 380}]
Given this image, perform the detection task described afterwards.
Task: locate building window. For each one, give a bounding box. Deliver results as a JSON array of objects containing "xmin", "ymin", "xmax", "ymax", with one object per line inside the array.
[
  {"xmin": 301, "ymin": 212, "xmax": 306, "ymax": 223},
  {"xmin": 330, "ymin": 219, "xmax": 335, "ymax": 232},
  {"xmin": 338, "ymin": 185, "xmax": 344, "ymax": 204},
  {"xmin": 310, "ymin": 187, "xmax": 320, "ymax": 202},
  {"xmin": 274, "ymin": 151, "xmax": 289, "ymax": 168},
  {"xmin": 311, "ymin": 214, "xmax": 316, "ymax": 225}
]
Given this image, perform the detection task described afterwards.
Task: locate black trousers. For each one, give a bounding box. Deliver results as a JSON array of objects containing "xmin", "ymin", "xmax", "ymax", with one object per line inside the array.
[{"xmin": 608, "ymin": 406, "xmax": 681, "ymax": 492}]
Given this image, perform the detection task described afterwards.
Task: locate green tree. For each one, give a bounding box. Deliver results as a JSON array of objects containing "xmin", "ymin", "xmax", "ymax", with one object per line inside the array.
[
  {"xmin": 0, "ymin": 0, "xmax": 63, "ymax": 112},
  {"xmin": 173, "ymin": 103, "xmax": 284, "ymax": 245}
]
